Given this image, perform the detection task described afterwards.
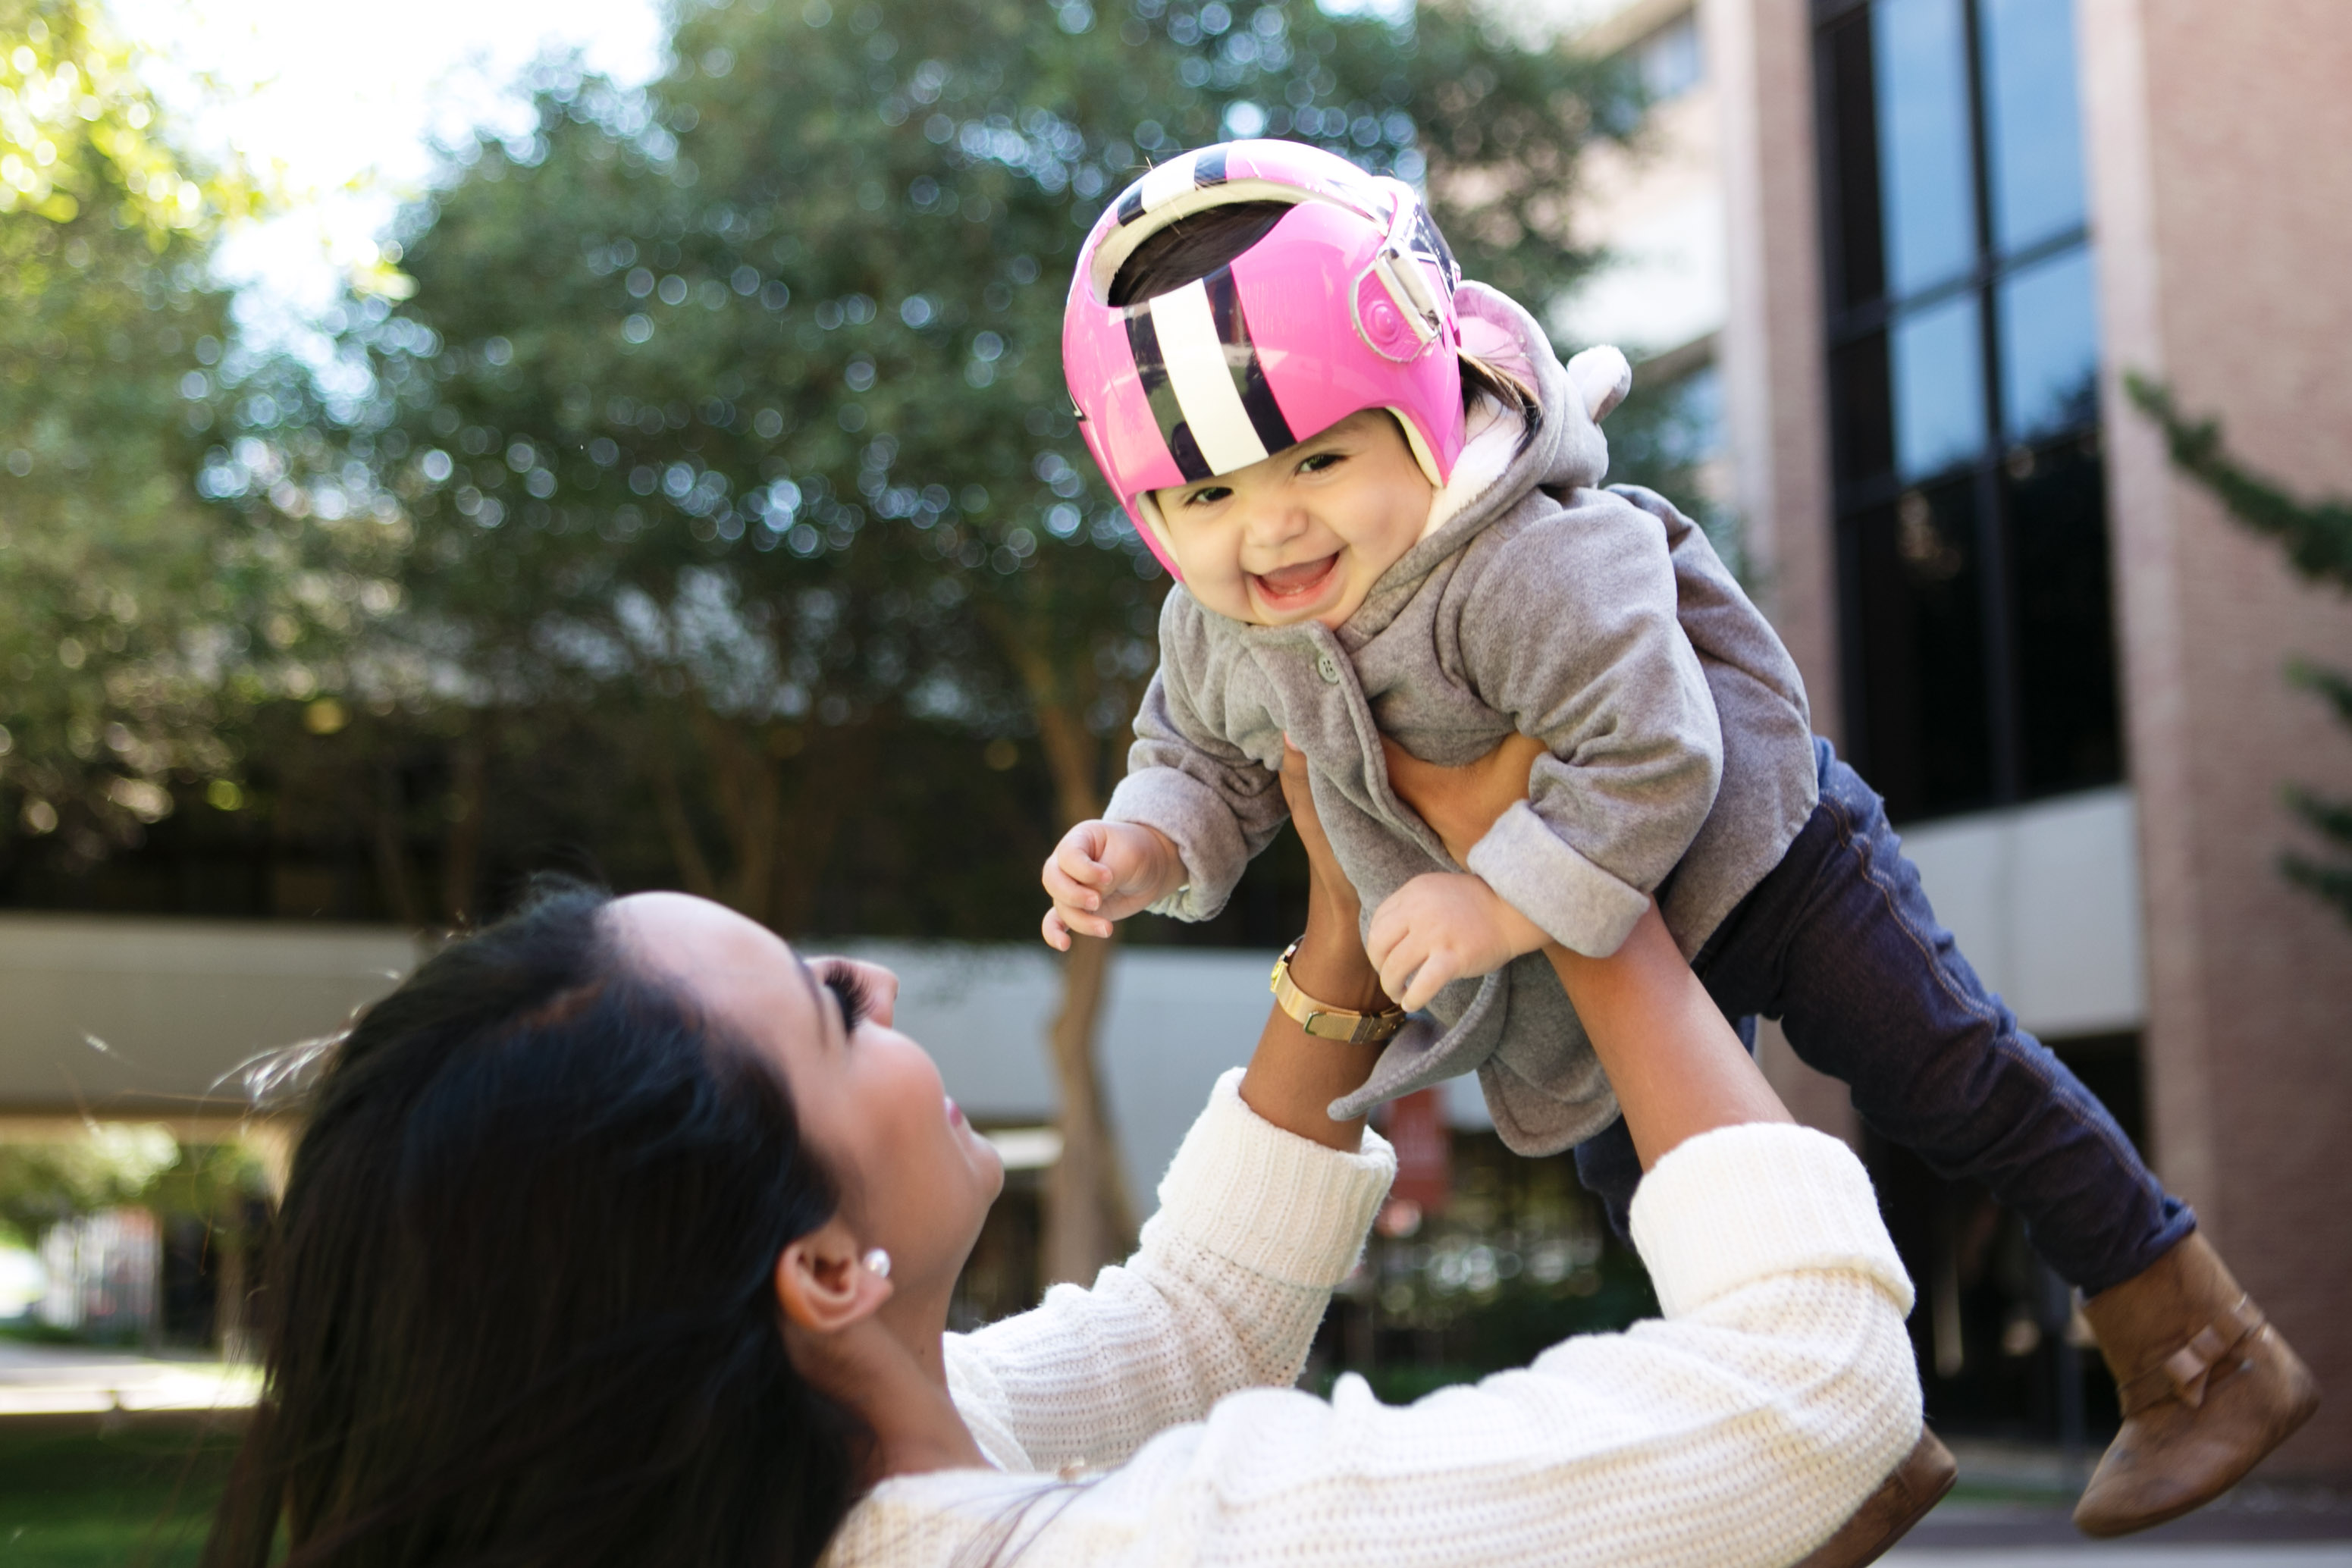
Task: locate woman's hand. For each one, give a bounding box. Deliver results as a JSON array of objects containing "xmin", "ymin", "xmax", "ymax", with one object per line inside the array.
[
  {"xmin": 1383, "ymin": 731, "xmax": 1549, "ymax": 864},
  {"xmin": 1385, "ymin": 729, "xmax": 1791, "ymax": 1168},
  {"xmin": 1237, "ymin": 742, "xmax": 1390, "ymax": 1152}
]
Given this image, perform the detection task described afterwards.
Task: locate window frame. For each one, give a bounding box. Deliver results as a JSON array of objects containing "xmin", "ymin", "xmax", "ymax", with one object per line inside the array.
[{"xmin": 1811, "ymin": 0, "xmax": 2115, "ymax": 822}]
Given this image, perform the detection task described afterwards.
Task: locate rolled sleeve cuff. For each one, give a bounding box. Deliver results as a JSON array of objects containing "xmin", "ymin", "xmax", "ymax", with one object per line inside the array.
[
  {"xmin": 1145, "ymin": 1068, "xmax": 1397, "ymax": 1290},
  {"xmin": 1630, "ymin": 1122, "xmax": 1915, "ymax": 1320},
  {"xmin": 1105, "ymin": 766, "xmax": 1249, "ymax": 923},
  {"xmin": 1463, "ymin": 799, "xmax": 1652, "ymax": 958}
]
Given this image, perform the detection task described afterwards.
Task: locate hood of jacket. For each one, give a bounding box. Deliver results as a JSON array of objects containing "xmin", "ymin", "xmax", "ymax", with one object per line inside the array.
[{"xmin": 1337, "ymin": 282, "xmax": 1613, "ymax": 644}]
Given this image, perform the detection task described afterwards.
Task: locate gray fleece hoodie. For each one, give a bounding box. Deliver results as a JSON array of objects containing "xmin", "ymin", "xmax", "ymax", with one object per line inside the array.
[{"xmin": 1103, "ymin": 284, "xmax": 1820, "ymax": 1154}]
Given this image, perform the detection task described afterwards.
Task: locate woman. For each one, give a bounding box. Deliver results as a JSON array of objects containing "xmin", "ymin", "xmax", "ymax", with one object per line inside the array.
[{"xmin": 203, "ymin": 742, "xmax": 1928, "ymax": 1568}]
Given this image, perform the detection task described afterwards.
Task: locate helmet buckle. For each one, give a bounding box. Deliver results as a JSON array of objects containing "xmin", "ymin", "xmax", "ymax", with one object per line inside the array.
[{"xmin": 1354, "ymin": 246, "xmax": 1441, "ymax": 363}]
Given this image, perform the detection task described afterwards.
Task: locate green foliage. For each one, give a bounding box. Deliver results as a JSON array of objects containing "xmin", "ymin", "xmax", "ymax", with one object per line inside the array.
[
  {"xmin": 2129, "ymin": 374, "xmax": 2352, "ymax": 924},
  {"xmin": 0, "ymin": 1125, "xmax": 178, "ymax": 1244},
  {"xmin": 0, "ymin": 0, "xmax": 283, "ymax": 877},
  {"xmin": 237, "ymin": 0, "xmax": 1637, "ymax": 930}
]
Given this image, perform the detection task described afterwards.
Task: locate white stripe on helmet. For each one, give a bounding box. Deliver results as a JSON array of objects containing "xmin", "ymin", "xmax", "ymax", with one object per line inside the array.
[
  {"xmin": 1149, "ymin": 279, "xmax": 1272, "ymax": 475},
  {"xmin": 1135, "ymin": 153, "xmax": 1203, "ymax": 216}
]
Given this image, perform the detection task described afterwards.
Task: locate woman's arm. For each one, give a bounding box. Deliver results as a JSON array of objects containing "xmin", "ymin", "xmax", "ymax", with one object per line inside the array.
[
  {"xmin": 1237, "ymin": 744, "xmax": 1389, "ymax": 1152},
  {"xmin": 943, "ymin": 747, "xmax": 1397, "ymax": 1472},
  {"xmin": 1383, "ymin": 732, "xmax": 1789, "ymax": 1165},
  {"xmin": 869, "ymin": 744, "xmax": 1913, "ymax": 1565}
]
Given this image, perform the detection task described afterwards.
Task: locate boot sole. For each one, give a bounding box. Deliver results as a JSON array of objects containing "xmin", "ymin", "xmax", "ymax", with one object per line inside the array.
[
  {"xmin": 2074, "ymin": 1359, "xmax": 2321, "ymax": 1538},
  {"xmin": 1794, "ymin": 1428, "xmax": 1958, "ymax": 1568}
]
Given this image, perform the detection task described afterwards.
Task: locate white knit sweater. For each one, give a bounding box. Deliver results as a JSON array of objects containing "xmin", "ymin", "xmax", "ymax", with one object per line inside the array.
[{"xmin": 823, "ymin": 1071, "xmax": 1921, "ymax": 1568}]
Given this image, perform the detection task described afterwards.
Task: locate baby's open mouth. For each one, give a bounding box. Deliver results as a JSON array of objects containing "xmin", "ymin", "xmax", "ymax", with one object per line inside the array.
[{"xmin": 1251, "ymin": 554, "xmax": 1340, "ymax": 604}]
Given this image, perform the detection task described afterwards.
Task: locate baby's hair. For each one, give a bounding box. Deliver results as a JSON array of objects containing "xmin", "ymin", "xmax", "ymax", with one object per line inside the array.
[{"xmin": 1107, "ymin": 198, "xmax": 1542, "ymax": 437}]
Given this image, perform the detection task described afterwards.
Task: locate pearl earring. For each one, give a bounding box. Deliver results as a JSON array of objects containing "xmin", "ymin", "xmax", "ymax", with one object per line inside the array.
[{"xmin": 861, "ymin": 1247, "xmax": 892, "ymax": 1280}]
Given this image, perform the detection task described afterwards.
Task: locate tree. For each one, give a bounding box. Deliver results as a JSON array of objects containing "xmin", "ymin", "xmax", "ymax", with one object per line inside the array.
[
  {"xmin": 0, "ymin": 0, "xmax": 241, "ymax": 867},
  {"xmin": 296, "ymin": 0, "xmax": 1633, "ymax": 1281},
  {"xmin": 0, "ymin": 1124, "xmax": 178, "ymax": 1245},
  {"xmin": 2131, "ymin": 375, "xmax": 2352, "ymax": 922}
]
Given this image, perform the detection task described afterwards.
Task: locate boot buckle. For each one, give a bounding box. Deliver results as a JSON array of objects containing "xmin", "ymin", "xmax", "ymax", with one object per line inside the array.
[{"xmin": 2119, "ymin": 1295, "xmax": 2265, "ymax": 1417}]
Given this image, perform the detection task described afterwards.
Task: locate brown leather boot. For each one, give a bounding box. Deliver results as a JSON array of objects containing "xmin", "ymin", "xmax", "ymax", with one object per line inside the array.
[
  {"xmin": 1792, "ymin": 1428, "xmax": 1957, "ymax": 1568},
  {"xmin": 2074, "ymin": 1232, "xmax": 2320, "ymax": 1537}
]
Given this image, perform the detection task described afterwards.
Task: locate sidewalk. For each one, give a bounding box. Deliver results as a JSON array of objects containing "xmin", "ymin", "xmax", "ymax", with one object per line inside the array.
[
  {"xmin": 0, "ymin": 1338, "xmax": 260, "ymax": 1418},
  {"xmin": 1886, "ymin": 1438, "xmax": 2352, "ymax": 1563}
]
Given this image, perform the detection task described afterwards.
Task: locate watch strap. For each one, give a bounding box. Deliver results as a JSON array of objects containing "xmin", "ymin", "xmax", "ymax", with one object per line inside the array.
[{"xmin": 1269, "ymin": 938, "xmax": 1406, "ymax": 1046}]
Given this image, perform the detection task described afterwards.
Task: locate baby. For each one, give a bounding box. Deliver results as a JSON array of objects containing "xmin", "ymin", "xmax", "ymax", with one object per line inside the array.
[{"xmin": 1040, "ymin": 141, "xmax": 2314, "ymax": 1536}]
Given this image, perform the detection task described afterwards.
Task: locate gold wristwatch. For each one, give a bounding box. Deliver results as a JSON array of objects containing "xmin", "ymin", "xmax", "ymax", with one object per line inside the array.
[{"xmin": 1269, "ymin": 938, "xmax": 1407, "ymax": 1045}]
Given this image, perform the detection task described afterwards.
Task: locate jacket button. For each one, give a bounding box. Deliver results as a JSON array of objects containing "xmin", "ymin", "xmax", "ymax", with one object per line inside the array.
[{"xmin": 1316, "ymin": 651, "xmax": 1342, "ymax": 685}]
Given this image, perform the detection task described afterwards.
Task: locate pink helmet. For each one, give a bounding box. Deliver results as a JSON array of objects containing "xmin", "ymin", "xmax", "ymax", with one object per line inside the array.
[{"xmin": 1062, "ymin": 140, "xmax": 1466, "ymax": 579}]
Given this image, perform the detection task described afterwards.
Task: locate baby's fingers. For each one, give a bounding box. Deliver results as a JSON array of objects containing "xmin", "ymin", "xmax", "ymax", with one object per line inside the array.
[
  {"xmin": 1043, "ymin": 851, "xmax": 1106, "ymax": 911},
  {"xmin": 1365, "ymin": 889, "xmax": 1414, "ymax": 968},
  {"xmin": 1375, "ymin": 928, "xmax": 1430, "ymax": 1011},
  {"xmin": 1042, "ymin": 909, "xmax": 1073, "ymax": 951},
  {"xmin": 1398, "ymin": 948, "xmax": 1460, "ymax": 1013}
]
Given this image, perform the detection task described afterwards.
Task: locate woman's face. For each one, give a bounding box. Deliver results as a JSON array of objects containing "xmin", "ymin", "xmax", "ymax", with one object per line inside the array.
[{"xmin": 611, "ymin": 893, "xmax": 1004, "ymax": 1300}]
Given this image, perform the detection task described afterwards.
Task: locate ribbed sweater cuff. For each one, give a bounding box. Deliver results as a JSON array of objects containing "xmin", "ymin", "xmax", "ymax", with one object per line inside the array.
[
  {"xmin": 1147, "ymin": 1068, "xmax": 1397, "ymax": 1289},
  {"xmin": 1629, "ymin": 1122, "xmax": 1914, "ymax": 1319}
]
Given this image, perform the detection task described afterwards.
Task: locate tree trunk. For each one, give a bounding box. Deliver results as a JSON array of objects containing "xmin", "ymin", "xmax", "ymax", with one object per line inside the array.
[
  {"xmin": 648, "ymin": 722, "xmax": 720, "ymax": 900},
  {"xmin": 370, "ymin": 764, "xmax": 424, "ymax": 927},
  {"xmin": 769, "ymin": 725, "xmax": 871, "ymax": 938},
  {"xmin": 441, "ymin": 730, "xmax": 487, "ymax": 925},
  {"xmin": 1029, "ymin": 690, "xmax": 1137, "ymax": 1284}
]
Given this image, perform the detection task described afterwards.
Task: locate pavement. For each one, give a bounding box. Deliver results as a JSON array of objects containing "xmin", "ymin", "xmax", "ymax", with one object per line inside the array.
[
  {"xmin": 5, "ymin": 1348, "xmax": 2348, "ymax": 1564},
  {"xmin": 0, "ymin": 1338, "xmax": 259, "ymax": 1418},
  {"xmin": 1883, "ymin": 1438, "xmax": 2352, "ymax": 1563}
]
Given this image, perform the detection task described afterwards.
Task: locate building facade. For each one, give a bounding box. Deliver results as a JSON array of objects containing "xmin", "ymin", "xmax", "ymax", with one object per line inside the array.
[{"xmin": 1555, "ymin": 0, "xmax": 2350, "ymax": 1478}]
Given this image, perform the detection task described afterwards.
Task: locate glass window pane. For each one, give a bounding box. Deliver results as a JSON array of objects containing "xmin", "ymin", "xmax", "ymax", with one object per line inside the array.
[
  {"xmin": 1980, "ymin": 0, "xmax": 2089, "ymax": 253},
  {"xmin": 1824, "ymin": 11, "xmax": 1886, "ymax": 308},
  {"xmin": 1833, "ymin": 332, "xmax": 1896, "ymax": 483},
  {"xmin": 2005, "ymin": 436, "xmax": 2122, "ymax": 795},
  {"xmin": 1872, "ymin": 0, "xmax": 1978, "ymax": 296},
  {"xmin": 1635, "ymin": 14, "xmax": 1703, "ymax": 102},
  {"xmin": 1849, "ymin": 478, "xmax": 1993, "ymax": 821},
  {"xmin": 1892, "ymin": 292, "xmax": 1987, "ymax": 480},
  {"xmin": 1998, "ymin": 245, "xmax": 2100, "ymax": 444}
]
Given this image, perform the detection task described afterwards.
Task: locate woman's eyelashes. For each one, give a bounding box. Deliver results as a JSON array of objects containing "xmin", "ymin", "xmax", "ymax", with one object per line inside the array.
[{"xmin": 823, "ymin": 964, "xmax": 873, "ymax": 1033}]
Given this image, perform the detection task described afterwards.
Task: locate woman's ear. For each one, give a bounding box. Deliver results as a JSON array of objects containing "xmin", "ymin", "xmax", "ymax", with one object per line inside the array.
[{"xmin": 775, "ymin": 1216, "xmax": 892, "ymax": 1334}]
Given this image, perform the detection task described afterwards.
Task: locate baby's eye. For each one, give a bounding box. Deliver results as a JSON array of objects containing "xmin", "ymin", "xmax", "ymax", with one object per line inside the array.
[
  {"xmin": 1181, "ymin": 484, "xmax": 1233, "ymax": 508},
  {"xmin": 1297, "ymin": 450, "xmax": 1345, "ymax": 475}
]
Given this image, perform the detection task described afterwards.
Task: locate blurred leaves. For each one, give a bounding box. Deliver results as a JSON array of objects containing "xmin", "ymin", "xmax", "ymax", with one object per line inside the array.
[
  {"xmin": 0, "ymin": 1124, "xmax": 177, "ymax": 1243},
  {"xmin": 3, "ymin": 0, "xmax": 1642, "ymax": 932},
  {"xmin": 0, "ymin": 0, "xmax": 252, "ymax": 867},
  {"xmin": 282, "ymin": 0, "xmax": 1635, "ymax": 927}
]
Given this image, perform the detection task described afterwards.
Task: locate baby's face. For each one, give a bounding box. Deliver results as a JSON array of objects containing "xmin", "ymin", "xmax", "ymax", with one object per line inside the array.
[{"xmin": 1152, "ymin": 409, "xmax": 1435, "ymax": 629}]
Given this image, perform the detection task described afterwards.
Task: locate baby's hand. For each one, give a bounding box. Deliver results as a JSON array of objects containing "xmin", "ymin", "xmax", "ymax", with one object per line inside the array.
[
  {"xmin": 1366, "ymin": 872, "xmax": 1548, "ymax": 1012},
  {"xmin": 1041, "ymin": 820, "xmax": 1184, "ymax": 950}
]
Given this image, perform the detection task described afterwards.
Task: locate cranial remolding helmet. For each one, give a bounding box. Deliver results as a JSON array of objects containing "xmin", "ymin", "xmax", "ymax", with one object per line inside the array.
[{"xmin": 1062, "ymin": 139, "xmax": 1466, "ymax": 579}]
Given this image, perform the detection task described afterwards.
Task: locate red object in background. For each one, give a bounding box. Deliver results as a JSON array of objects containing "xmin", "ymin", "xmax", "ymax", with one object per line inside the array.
[{"xmin": 1384, "ymin": 1087, "xmax": 1452, "ymax": 1218}]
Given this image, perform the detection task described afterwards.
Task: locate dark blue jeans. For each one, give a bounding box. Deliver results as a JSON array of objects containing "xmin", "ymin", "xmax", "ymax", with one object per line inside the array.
[{"xmin": 1574, "ymin": 739, "xmax": 2194, "ymax": 1295}]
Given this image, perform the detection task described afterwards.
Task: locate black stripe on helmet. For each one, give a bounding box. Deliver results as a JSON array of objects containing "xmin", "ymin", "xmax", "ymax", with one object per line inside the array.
[
  {"xmin": 1124, "ymin": 306, "xmax": 1211, "ymax": 482},
  {"xmin": 1192, "ymin": 146, "xmax": 1229, "ymax": 190},
  {"xmin": 1115, "ymin": 185, "xmax": 1146, "ymax": 227},
  {"xmin": 1205, "ymin": 266, "xmax": 1296, "ymax": 457}
]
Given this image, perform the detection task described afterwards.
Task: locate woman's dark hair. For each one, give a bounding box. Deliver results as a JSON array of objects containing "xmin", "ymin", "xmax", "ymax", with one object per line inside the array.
[
  {"xmin": 202, "ymin": 881, "xmax": 867, "ymax": 1568},
  {"xmin": 1109, "ymin": 199, "xmax": 1543, "ymax": 434}
]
